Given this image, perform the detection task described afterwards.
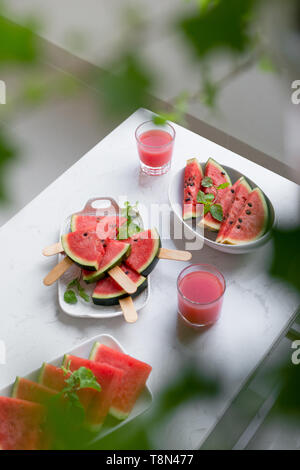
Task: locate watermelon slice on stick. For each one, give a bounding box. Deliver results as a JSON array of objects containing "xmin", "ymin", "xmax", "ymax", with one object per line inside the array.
[
  {"xmin": 183, "ymin": 158, "xmax": 203, "ymax": 220},
  {"xmin": 222, "ymin": 188, "xmax": 269, "ymax": 245},
  {"xmin": 82, "ymin": 239, "xmax": 131, "ymax": 284},
  {"xmin": 71, "ymin": 214, "xmax": 127, "ymax": 238},
  {"xmin": 89, "ymin": 343, "xmax": 152, "ymax": 420},
  {"xmin": 202, "ymin": 158, "xmax": 232, "ymax": 231},
  {"xmin": 61, "ymin": 230, "xmax": 105, "ymax": 271},
  {"xmin": 124, "ymin": 227, "xmax": 161, "ymax": 276},
  {"xmin": 62, "ymin": 355, "xmax": 124, "ymax": 431},
  {"xmin": 92, "ymin": 264, "xmax": 147, "ymax": 306},
  {"xmin": 216, "ymin": 177, "xmax": 252, "ymax": 243},
  {"xmin": 0, "ymin": 396, "xmax": 47, "ymax": 450}
]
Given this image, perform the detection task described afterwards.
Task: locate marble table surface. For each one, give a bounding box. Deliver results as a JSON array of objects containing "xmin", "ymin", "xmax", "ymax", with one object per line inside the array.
[{"xmin": 0, "ymin": 108, "xmax": 299, "ymax": 449}]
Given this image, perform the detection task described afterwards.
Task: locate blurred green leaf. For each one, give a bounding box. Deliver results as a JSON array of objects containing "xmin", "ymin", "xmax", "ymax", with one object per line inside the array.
[
  {"xmin": 97, "ymin": 54, "xmax": 153, "ymax": 118},
  {"xmin": 270, "ymin": 227, "xmax": 300, "ymax": 293},
  {"xmin": 0, "ymin": 16, "xmax": 40, "ymax": 64},
  {"xmin": 179, "ymin": 0, "xmax": 257, "ymax": 59},
  {"xmin": 258, "ymin": 54, "xmax": 276, "ymax": 73},
  {"xmin": 0, "ymin": 127, "xmax": 17, "ymax": 201}
]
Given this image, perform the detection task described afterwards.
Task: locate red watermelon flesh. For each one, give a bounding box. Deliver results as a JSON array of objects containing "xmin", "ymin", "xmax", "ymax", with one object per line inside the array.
[
  {"xmin": 82, "ymin": 238, "xmax": 130, "ymax": 284},
  {"xmin": 203, "ymin": 158, "xmax": 232, "ymax": 230},
  {"xmin": 12, "ymin": 377, "xmax": 57, "ymax": 406},
  {"xmin": 96, "ymin": 215, "xmax": 127, "ymax": 239},
  {"xmin": 92, "ymin": 264, "xmax": 147, "ymax": 306},
  {"xmin": 61, "ymin": 230, "xmax": 105, "ymax": 271},
  {"xmin": 71, "ymin": 215, "xmax": 104, "ymax": 233},
  {"xmin": 223, "ymin": 188, "xmax": 269, "ymax": 245},
  {"xmin": 124, "ymin": 228, "xmax": 161, "ymax": 276},
  {"xmin": 63, "ymin": 355, "xmax": 124, "ymax": 431},
  {"xmin": 0, "ymin": 396, "xmax": 47, "ymax": 450},
  {"xmin": 89, "ymin": 343, "xmax": 152, "ymax": 420},
  {"xmin": 216, "ymin": 177, "xmax": 252, "ymax": 243},
  {"xmin": 183, "ymin": 158, "xmax": 203, "ymax": 220}
]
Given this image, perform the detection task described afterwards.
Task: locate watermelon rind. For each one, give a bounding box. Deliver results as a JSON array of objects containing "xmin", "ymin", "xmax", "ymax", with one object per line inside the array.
[
  {"xmin": 92, "ymin": 275, "xmax": 147, "ymax": 306},
  {"xmin": 61, "ymin": 233, "xmax": 99, "ymax": 271},
  {"xmin": 223, "ymin": 188, "xmax": 269, "ymax": 245},
  {"xmin": 83, "ymin": 242, "xmax": 131, "ymax": 284}
]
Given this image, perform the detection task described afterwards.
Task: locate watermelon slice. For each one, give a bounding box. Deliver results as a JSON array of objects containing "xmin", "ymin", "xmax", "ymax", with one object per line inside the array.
[
  {"xmin": 62, "ymin": 355, "xmax": 124, "ymax": 431},
  {"xmin": 124, "ymin": 228, "xmax": 161, "ymax": 276},
  {"xmin": 183, "ymin": 158, "xmax": 203, "ymax": 220},
  {"xmin": 89, "ymin": 343, "xmax": 152, "ymax": 420},
  {"xmin": 70, "ymin": 215, "xmax": 104, "ymax": 233},
  {"xmin": 92, "ymin": 264, "xmax": 147, "ymax": 306},
  {"xmin": 203, "ymin": 158, "xmax": 232, "ymax": 231},
  {"xmin": 96, "ymin": 215, "xmax": 127, "ymax": 239},
  {"xmin": 216, "ymin": 177, "xmax": 252, "ymax": 243},
  {"xmin": 12, "ymin": 377, "xmax": 57, "ymax": 406},
  {"xmin": 222, "ymin": 188, "xmax": 269, "ymax": 245},
  {"xmin": 61, "ymin": 230, "xmax": 105, "ymax": 271},
  {"xmin": 0, "ymin": 396, "xmax": 47, "ymax": 450},
  {"xmin": 82, "ymin": 238, "xmax": 131, "ymax": 284}
]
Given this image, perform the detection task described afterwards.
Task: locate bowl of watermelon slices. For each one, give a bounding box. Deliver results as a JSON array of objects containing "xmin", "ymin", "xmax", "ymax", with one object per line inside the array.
[{"xmin": 168, "ymin": 158, "xmax": 275, "ymax": 254}]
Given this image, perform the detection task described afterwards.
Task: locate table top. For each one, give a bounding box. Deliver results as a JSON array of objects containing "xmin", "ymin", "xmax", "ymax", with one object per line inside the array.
[{"xmin": 0, "ymin": 108, "xmax": 299, "ymax": 449}]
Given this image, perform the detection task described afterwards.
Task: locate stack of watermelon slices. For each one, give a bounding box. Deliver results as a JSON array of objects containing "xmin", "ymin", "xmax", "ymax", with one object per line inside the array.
[
  {"xmin": 61, "ymin": 212, "xmax": 161, "ymax": 306},
  {"xmin": 0, "ymin": 344, "xmax": 151, "ymax": 449},
  {"xmin": 182, "ymin": 157, "xmax": 269, "ymax": 245}
]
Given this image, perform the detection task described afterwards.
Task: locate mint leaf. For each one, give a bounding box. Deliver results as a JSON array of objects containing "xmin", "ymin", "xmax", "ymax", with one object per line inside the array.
[
  {"xmin": 62, "ymin": 367, "xmax": 101, "ymax": 394},
  {"xmin": 204, "ymin": 204, "xmax": 211, "ymax": 215},
  {"xmin": 216, "ymin": 182, "xmax": 230, "ymax": 190},
  {"xmin": 67, "ymin": 277, "xmax": 80, "ymax": 289},
  {"xmin": 64, "ymin": 290, "xmax": 77, "ymax": 304},
  {"xmin": 210, "ymin": 203, "xmax": 223, "ymax": 222},
  {"xmin": 204, "ymin": 192, "xmax": 215, "ymax": 202},
  {"xmin": 78, "ymin": 285, "xmax": 90, "ymax": 302},
  {"xmin": 201, "ymin": 176, "xmax": 213, "ymax": 188},
  {"xmin": 197, "ymin": 190, "xmax": 206, "ymax": 203}
]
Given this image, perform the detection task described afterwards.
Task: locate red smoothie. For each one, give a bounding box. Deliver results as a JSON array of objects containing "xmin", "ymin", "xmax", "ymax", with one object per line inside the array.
[
  {"xmin": 137, "ymin": 129, "xmax": 174, "ymax": 167},
  {"xmin": 177, "ymin": 265, "xmax": 225, "ymax": 327}
]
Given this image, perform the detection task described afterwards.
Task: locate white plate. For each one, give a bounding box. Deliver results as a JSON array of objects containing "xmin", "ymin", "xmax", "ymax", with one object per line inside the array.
[
  {"xmin": 168, "ymin": 164, "xmax": 276, "ymax": 254},
  {"xmin": 58, "ymin": 199, "xmax": 150, "ymax": 318},
  {"xmin": 0, "ymin": 334, "xmax": 153, "ymax": 445}
]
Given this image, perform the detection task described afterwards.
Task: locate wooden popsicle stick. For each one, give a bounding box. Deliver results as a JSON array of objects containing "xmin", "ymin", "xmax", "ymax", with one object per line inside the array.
[
  {"xmin": 43, "ymin": 257, "xmax": 74, "ymax": 286},
  {"xmin": 43, "ymin": 241, "xmax": 63, "ymax": 256},
  {"xmin": 119, "ymin": 296, "xmax": 138, "ymax": 323},
  {"xmin": 158, "ymin": 248, "xmax": 192, "ymax": 261},
  {"xmin": 108, "ymin": 265, "xmax": 137, "ymax": 294}
]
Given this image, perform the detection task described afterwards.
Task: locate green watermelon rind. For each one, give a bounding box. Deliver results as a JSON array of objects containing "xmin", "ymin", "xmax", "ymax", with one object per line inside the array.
[
  {"xmin": 61, "ymin": 233, "xmax": 98, "ymax": 271},
  {"xmin": 131, "ymin": 227, "xmax": 161, "ymax": 276},
  {"xmin": 70, "ymin": 214, "xmax": 78, "ymax": 233},
  {"xmin": 92, "ymin": 275, "xmax": 148, "ymax": 306},
  {"xmin": 83, "ymin": 243, "xmax": 131, "ymax": 284},
  {"xmin": 223, "ymin": 188, "xmax": 269, "ymax": 245},
  {"xmin": 183, "ymin": 158, "xmax": 203, "ymax": 221},
  {"xmin": 11, "ymin": 377, "xmax": 21, "ymax": 399},
  {"xmin": 216, "ymin": 177, "xmax": 252, "ymax": 243}
]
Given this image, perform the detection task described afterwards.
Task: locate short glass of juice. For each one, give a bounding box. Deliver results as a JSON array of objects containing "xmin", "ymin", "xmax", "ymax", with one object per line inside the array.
[
  {"xmin": 177, "ymin": 264, "xmax": 226, "ymax": 328},
  {"xmin": 135, "ymin": 120, "xmax": 175, "ymax": 175}
]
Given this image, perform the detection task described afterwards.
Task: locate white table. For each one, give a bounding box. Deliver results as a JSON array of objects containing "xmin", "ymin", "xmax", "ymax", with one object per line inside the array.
[{"xmin": 0, "ymin": 109, "xmax": 299, "ymax": 449}]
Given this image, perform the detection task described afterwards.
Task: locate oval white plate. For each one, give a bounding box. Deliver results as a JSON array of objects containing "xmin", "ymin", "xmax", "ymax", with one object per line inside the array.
[{"xmin": 168, "ymin": 164, "xmax": 276, "ymax": 254}]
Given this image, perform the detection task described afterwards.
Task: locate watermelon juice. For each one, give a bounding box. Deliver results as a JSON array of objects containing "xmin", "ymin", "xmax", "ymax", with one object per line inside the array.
[
  {"xmin": 135, "ymin": 121, "xmax": 175, "ymax": 175},
  {"xmin": 177, "ymin": 264, "xmax": 225, "ymax": 328}
]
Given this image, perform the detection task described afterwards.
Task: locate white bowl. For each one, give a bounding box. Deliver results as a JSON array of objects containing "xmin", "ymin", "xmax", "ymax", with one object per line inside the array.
[{"xmin": 168, "ymin": 164, "xmax": 275, "ymax": 254}]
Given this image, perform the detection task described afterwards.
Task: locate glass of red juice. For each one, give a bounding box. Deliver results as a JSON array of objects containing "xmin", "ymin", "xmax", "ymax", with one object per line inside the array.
[
  {"xmin": 135, "ymin": 120, "xmax": 175, "ymax": 175},
  {"xmin": 177, "ymin": 264, "xmax": 226, "ymax": 328}
]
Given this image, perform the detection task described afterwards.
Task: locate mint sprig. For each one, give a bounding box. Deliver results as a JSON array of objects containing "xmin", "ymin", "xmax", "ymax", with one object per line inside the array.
[
  {"xmin": 64, "ymin": 277, "xmax": 90, "ymax": 304},
  {"xmin": 118, "ymin": 201, "xmax": 142, "ymax": 239},
  {"xmin": 197, "ymin": 180, "xmax": 230, "ymax": 222}
]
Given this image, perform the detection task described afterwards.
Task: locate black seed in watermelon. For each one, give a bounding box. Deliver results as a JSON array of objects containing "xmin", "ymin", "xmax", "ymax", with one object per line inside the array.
[
  {"xmin": 123, "ymin": 227, "xmax": 161, "ymax": 276},
  {"xmin": 82, "ymin": 238, "xmax": 131, "ymax": 284},
  {"xmin": 222, "ymin": 188, "xmax": 269, "ymax": 245},
  {"xmin": 61, "ymin": 230, "xmax": 105, "ymax": 271},
  {"xmin": 92, "ymin": 264, "xmax": 147, "ymax": 306}
]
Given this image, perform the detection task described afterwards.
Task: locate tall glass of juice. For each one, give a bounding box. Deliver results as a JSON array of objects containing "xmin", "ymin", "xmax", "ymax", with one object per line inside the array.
[
  {"xmin": 177, "ymin": 264, "xmax": 226, "ymax": 328},
  {"xmin": 135, "ymin": 120, "xmax": 175, "ymax": 175}
]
